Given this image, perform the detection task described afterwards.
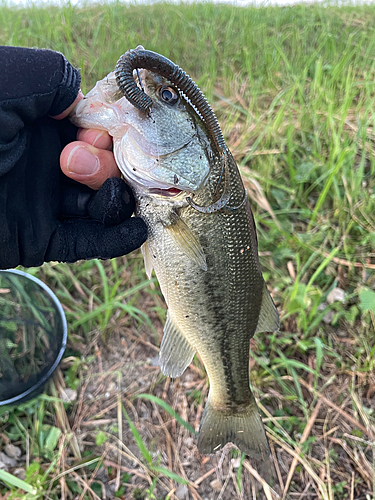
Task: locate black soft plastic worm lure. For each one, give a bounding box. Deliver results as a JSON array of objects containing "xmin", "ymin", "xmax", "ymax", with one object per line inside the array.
[{"xmin": 115, "ymin": 46, "xmax": 231, "ymax": 214}]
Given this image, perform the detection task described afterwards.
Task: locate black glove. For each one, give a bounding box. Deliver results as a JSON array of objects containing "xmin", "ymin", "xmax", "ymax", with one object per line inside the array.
[{"xmin": 0, "ymin": 46, "xmax": 147, "ymax": 269}]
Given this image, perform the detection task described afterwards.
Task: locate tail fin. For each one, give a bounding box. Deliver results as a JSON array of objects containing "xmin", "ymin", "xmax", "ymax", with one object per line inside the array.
[{"xmin": 197, "ymin": 394, "xmax": 270, "ymax": 461}]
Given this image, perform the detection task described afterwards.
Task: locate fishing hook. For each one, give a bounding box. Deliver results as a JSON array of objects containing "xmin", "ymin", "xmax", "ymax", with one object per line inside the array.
[{"xmin": 136, "ymin": 68, "xmax": 145, "ymax": 92}]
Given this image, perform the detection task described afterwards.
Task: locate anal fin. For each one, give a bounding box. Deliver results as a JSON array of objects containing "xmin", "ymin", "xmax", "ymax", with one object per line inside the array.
[
  {"xmin": 160, "ymin": 312, "xmax": 195, "ymax": 378},
  {"xmin": 255, "ymin": 282, "xmax": 280, "ymax": 334}
]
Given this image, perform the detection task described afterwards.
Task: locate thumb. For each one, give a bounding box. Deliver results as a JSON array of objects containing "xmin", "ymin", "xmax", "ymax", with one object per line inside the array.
[{"xmin": 60, "ymin": 141, "xmax": 121, "ymax": 190}]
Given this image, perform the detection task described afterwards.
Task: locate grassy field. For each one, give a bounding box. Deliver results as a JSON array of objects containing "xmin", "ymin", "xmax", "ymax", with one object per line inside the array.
[{"xmin": 1, "ymin": 1, "xmax": 375, "ymax": 498}]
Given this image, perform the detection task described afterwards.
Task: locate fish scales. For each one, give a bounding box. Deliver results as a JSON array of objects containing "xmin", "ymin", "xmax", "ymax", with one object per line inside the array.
[{"xmin": 70, "ymin": 49, "xmax": 280, "ymax": 463}]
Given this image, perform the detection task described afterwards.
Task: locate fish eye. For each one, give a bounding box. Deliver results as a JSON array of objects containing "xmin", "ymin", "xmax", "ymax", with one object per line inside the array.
[{"xmin": 159, "ymin": 85, "xmax": 179, "ymax": 105}]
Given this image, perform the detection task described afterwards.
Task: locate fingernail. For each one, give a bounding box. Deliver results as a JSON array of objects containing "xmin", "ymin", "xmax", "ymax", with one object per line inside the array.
[
  {"xmin": 91, "ymin": 130, "xmax": 105, "ymax": 147},
  {"xmin": 67, "ymin": 146, "xmax": 100, "ymax": 175}
]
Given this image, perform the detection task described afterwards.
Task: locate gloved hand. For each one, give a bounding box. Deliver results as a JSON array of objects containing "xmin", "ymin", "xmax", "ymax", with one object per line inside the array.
[{"xmin": 0, "ymin": 46, "xmax": 147, "ymax": 269}]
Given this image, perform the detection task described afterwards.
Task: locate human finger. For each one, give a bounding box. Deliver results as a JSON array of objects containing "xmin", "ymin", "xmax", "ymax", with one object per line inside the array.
[
  {"xmin": 45, "ymin": 217, "xmax": 148, "ymax": 263},
  {"xmin": 51, "ymin": 91, "xmax": 84, "ymax": 120},
  {"xmin": 59, "ymin": 178, "xmax": 135, "ymax": 224},
  {"xmin": 60, "ymin": 141, "xmax": 121, "ymax": 190},
  {"xmin": 76, "ymin": 128, "xmax": 113, "ymax": 150}
]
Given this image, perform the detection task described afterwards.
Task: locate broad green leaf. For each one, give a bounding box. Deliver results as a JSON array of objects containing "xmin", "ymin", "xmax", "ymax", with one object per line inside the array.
[
  {"xmin": 95, "ymin": 431, "xmax": 108, "ymax": 446},
  {"xmin": 359, "ymin": 288, "xmax": 375, "ymax": 312},
  {"xmin": 45, "ymin": 426, "xmax": 61, "ymax": 452}
]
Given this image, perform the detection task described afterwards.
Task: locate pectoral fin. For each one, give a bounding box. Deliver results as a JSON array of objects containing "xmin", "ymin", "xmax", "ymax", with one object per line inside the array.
[
  {"xmin": 255, "ymin": 283, "xmax": 280, "ymax": 334},
  {"xmin": 162, "ymin": 212, "xmax": 207, "ymax": 271},
  {"xmin": 160, "ymin": 311, "xmax": 196, "ymax": 378},
  {"xmin": 141, "ymin": 242, "xmax": 153, "ymax": 279}
]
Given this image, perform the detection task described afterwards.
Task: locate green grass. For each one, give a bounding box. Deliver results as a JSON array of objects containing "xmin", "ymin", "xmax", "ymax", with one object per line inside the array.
[{"xmin": 1, "ymin": 1, "xmax": 375, "ymax": 498}]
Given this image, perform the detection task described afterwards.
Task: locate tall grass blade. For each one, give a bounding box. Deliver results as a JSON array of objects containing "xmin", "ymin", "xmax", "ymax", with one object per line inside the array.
[
  {"xmin": 121, "ymin": 403, "xmax": 152, "ymax": 465},
  {"xmin": 152, "ymin": 466, "xmax": 189, "ymax": 484},
  {"xmin": 0, "ymin": 469, "xmax": 37, "ymax": 494},
  {"xmin": 135, "ymin": 393, "xmax": 197, "ymax": 435}
]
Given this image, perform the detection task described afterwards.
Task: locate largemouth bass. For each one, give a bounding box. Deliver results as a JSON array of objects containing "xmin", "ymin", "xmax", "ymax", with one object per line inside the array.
[{"xmin": 71, "ymin": 47, "xmax": 279, "ymax": 461}]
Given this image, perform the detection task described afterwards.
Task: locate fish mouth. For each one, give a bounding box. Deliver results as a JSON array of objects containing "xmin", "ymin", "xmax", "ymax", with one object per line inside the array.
[{"xmin": 149, "ymin": 187, "xmax": 183, "ymax": 197}]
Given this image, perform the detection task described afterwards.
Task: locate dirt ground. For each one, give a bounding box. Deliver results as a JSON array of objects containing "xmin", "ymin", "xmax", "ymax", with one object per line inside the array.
[
  {"xmin": 40, "ymin": 281, "xmax": 373, "ymax": 500},
  {"xmin": 57, "ymin": 306, "xmax": 286, "ymax": 500}
]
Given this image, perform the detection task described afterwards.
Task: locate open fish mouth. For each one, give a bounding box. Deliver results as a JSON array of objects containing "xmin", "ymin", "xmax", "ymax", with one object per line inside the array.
[{"xmin": 149, "ymin": 187, "xmax": 183, "ymax": 197}]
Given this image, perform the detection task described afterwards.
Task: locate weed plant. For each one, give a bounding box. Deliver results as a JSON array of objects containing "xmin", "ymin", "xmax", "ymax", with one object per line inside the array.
[{"xmin": 0, "ymin": 1, "xmax": 375, "ymax": 498}]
